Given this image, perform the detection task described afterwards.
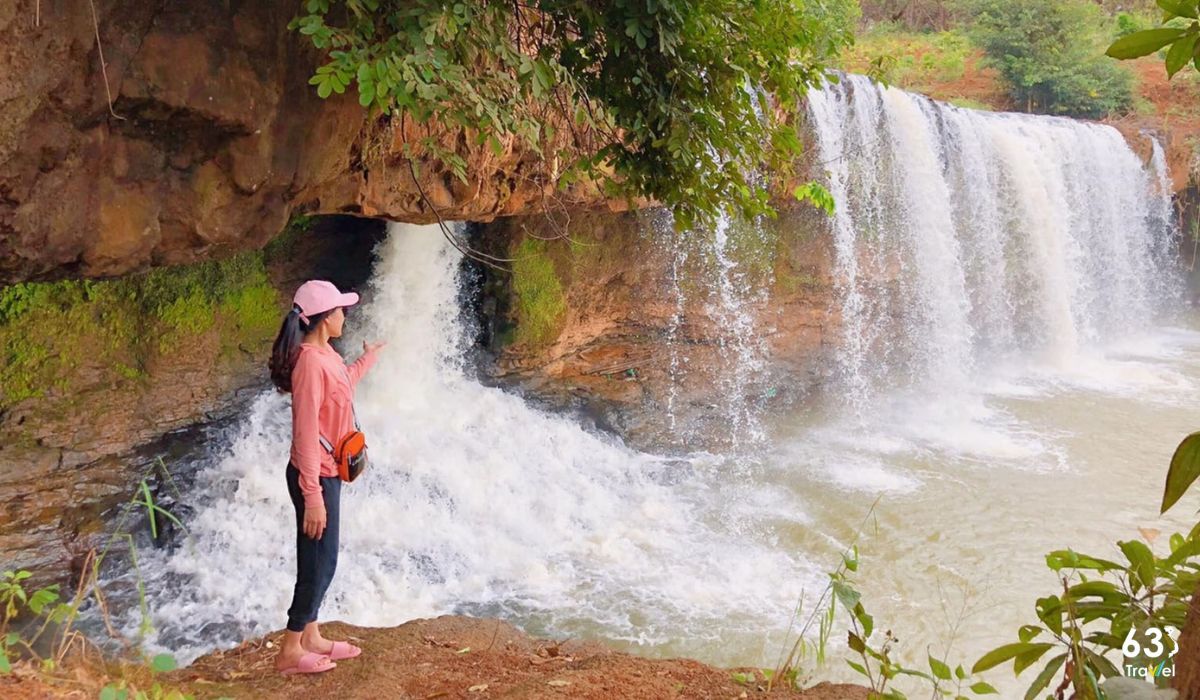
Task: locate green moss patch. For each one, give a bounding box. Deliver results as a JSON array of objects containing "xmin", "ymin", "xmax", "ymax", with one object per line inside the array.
[
  {"xmin": 510, "ymin": 237, "xmax": 567, "ymax": 348},
  {"xmin": 0, "ymin": 252, "xmax": 282, "ymax": 410}
]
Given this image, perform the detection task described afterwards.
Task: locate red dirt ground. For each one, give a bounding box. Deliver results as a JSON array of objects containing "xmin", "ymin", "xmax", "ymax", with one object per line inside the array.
[{"xmin": 1, "ymin": 616, "xmax": 871, "ymax": 700}]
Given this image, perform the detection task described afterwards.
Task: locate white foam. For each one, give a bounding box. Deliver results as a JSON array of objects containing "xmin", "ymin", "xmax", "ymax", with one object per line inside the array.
[{"xmin": 124, "ymin": 224, "xmax": 822, "ymax": 665}]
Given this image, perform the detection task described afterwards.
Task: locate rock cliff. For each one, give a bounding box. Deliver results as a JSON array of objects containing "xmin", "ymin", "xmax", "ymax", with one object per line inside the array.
[{"xmin": 0, "ymin": 0, "xmax": 611, "ymax": 284}]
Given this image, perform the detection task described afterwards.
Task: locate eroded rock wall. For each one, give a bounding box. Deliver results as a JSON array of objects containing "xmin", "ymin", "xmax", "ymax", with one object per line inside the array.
[
  {"xmin": 0, "ymin": 0, "xmax": 611, "ymax": 284},
  {"xmin": 468, "ymin": 205, "xmax": 839, "ymax": 449}
]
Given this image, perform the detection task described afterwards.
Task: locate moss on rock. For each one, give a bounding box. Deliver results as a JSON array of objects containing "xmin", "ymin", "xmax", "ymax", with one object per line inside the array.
[
  {"xmin": 510, "ymin": 237, "xmax": 567, "ymax": 348},
  {"xmin": 0, "ymin": 251, "xmax": 281, "ymax": 410}
]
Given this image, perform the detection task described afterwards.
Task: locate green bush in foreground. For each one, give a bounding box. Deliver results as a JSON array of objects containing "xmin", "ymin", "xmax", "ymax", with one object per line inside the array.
[
  {"xmin": 0, "ymin": 458, "xmax": 225, "ymax": 699},
  {"xmin": 1107, "ymin": 0, "xmax": 1200, "ymax": 79}
]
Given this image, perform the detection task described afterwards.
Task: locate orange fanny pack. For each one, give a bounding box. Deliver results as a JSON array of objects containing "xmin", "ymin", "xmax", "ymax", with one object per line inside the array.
[{"xmin": 319, "ymin": 412, "xmax": 368, "ymax": 483}]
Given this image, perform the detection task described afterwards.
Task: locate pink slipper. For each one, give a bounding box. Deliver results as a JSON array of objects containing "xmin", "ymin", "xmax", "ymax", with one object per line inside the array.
[
  {"xmin": 327, "ymin": 640, "xmax": 362, "ymax": 661},
  {"xmin": 279, "ymin": 651, "xmax": 336, "ymax": 675}
]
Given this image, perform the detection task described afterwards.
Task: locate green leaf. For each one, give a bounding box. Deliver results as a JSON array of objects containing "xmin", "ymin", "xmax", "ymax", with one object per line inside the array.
[
  {"xmin": 1066, "ymin": 581, "xmax": 1123, "ymax": 602},
  {"xmin": 970, "ymin": 681, "xmax": 999, "ymax": 695},
  {"xmin": 929, "ymin": 654, "xmax": 952, "ymax": 681},
  {"xmin": 100, "ymin": 687, "xmax": 119, "ymax": 700},
  {"xmin": 1118, "ymin": 540, "xmax": 1156, "ymax": 589},
  {"xmin": 1107, "ymin": 28, "xmax": 1188, "ymax": 59},
  {"xmin": 846, "ymin": 659, "xmax": 868, "ymax": 676},
  {"xmin": 973, "ymin": 642, "xmax": 1054, "ymax": 674},
  {"xmin": 150, "ymin": 653, "xmax": 177, "ymax": 673},
  {"xmin": 848, "ymin": 631, "xmax": 866, "ymax": 653},
  {"xmin": 794, "ymin": 182, "xmax": 835, "ymax": 215},
  {"xmin": 1023, "ymin": 653, "xmax": 1066, "ymax": 700},
  {"xmin": 1081, "ymin": 647, "xmax": 1120, "ymax": 678},
  {"xmin": 1045, "ymin": 550, "xmax": 1123, "ymax": 572},
  {"xmin": 1035, "ymin": 596, "xmax": 1063, "ymax": 636},
  {"xmin": 895, "ymin": 667, "xmax": 934, "ymax": 681},
  {"xmin": 854, "ymin": 602, "xmax": 874, "ymax": 638},
  {"xmin": 1166, "ymin": 429, "xmax": 1200, "ymax": 511},
  {"xmin": 1167, "ymin": 32, "xmax": 1200, "ymax": 77},
  {"xmin": 0, "ymin": 648, "xmax": 9, "ymax": 675},
  {"xmin": 359, "ymin": 82, "xmax": 375, "ymax": 107},
  {"xmin": 832, "ymin": 580, "xmax": 861, "ymax": 612},
  {"xmin": 1013, "ymin": 645, "xmax": 1052, "ymax": 675},
  {"xmin": 28, "ymin": 586, "xmax": 59, "ymax": 614},
  {"xmin": 1158, "ymin": 0, "xmax": 1199, "ymax": 19}
]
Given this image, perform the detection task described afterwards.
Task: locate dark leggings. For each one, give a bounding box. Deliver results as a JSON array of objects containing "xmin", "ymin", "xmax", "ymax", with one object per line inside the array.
[{"xmin": 285, "ymin": 463, "xmax": 341, "ymax": 633}]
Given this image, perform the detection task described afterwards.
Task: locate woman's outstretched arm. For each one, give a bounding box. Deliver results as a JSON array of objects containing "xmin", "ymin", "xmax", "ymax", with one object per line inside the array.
[{"xmin": 346, "ymin": 340, "xmax": 386, "ymax": 386}]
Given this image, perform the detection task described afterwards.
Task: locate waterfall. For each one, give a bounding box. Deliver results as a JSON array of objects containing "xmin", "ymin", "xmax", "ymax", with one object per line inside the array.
[
  {"xmin": 705, "ymin": 211, "xmax": 771, "ymax": 447},
  {"xmin": 124, "ymin": 223, "xmax": 815, "ymax": 664},
  {"xmin": 657, "ymin": 208, "xmax": 772, "ymax": 450},
  {"xmin": 94, "ymin": 78, "xmax": 1187, "ymax": 678},
  {"xmin": 807, "ymin": 75, "xmax": 1181, "ymax": 410}
]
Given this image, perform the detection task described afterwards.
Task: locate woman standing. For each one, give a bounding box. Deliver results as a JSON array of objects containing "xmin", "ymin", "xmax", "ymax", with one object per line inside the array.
[{"xmin": 267, "ymin": 280, "xmax": 386, "ymax": 675}]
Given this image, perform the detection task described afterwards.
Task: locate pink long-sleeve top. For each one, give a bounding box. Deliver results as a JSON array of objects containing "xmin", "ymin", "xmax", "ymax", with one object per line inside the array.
[{"xmin": 290, "ymin": 342, "xmax": 380, "ymax": 509}]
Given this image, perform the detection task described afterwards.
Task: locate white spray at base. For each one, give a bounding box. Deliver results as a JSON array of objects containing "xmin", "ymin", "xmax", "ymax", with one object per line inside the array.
[{"xmin": 131, "ymin": 223, "xmax": 818, "ymax": 664}]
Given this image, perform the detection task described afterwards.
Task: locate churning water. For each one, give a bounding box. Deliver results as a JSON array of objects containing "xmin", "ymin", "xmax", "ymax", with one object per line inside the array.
[
  {"xmin": 123, "ymin": 223, "xmax": 822, "ymax": 666},
  {"xmin": 111, "ymin": 77, "xmax": 1199, "ymax": 696}
]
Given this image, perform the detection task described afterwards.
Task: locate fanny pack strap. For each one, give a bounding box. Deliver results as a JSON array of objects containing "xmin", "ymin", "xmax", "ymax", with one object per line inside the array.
[
  {"xmin": 318, "ymin": 407, "xmax": 361, "ymax": 454},
  {"xmin": 319, "ymin": 365, "xmax": 363, "ymax": 454}
]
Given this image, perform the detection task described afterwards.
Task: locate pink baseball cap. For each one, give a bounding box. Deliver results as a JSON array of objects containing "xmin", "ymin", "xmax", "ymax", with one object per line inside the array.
[{"xmin": 292, "ymin": 280, "xmax": 360, "ymax": 323}]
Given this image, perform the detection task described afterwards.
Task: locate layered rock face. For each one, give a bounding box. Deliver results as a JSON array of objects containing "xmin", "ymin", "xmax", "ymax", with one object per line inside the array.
[
  {"xmin": 469, "ymin": 205, "xmax": 839, "ymax": 450},
  {"xmin": 0, "ymin": 0, "xmax": 609, "ymax": 284}
]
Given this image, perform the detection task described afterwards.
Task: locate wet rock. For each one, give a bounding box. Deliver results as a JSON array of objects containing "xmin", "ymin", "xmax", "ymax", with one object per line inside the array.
[{"xmin": 468, "ymin": 207, "xmax": 838, "ymax": 450}]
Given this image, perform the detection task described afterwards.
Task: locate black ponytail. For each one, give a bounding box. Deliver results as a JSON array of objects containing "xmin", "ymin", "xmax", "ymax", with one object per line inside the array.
[{"xmin": 269, "ymin": 306, "xmax": 331, "ymax": 392}]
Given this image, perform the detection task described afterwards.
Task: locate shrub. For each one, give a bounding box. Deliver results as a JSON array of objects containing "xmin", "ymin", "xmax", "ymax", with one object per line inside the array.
[{"xmin": 960, "ymin": 0, "xmax": 1134, "ymax": 118}]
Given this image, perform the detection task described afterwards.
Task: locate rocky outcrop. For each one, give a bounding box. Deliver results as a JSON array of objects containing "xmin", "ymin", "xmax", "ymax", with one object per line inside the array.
[
  {"xmin": 4, "ymin": 0, "xmax": 1190, "ymax": 289},
  {"xmin": 0, "ymin": 0, "xmax": 612, "ymax": 284}
]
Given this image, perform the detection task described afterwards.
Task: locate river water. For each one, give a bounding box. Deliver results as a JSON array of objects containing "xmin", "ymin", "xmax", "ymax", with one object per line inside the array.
[{"xmin": 103, "ymin": 77, "xmax": 1199, "ymax": 697}]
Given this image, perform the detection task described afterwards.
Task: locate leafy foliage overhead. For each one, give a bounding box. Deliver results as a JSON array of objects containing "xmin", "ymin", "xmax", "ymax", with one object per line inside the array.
[
  {"xmin": 1107, "ymin": 0, "xmax": 1200, "ymax": 79},
  {"xmin": 290, "ymin": 0, "xmax": 857, "ymax": 229}
]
